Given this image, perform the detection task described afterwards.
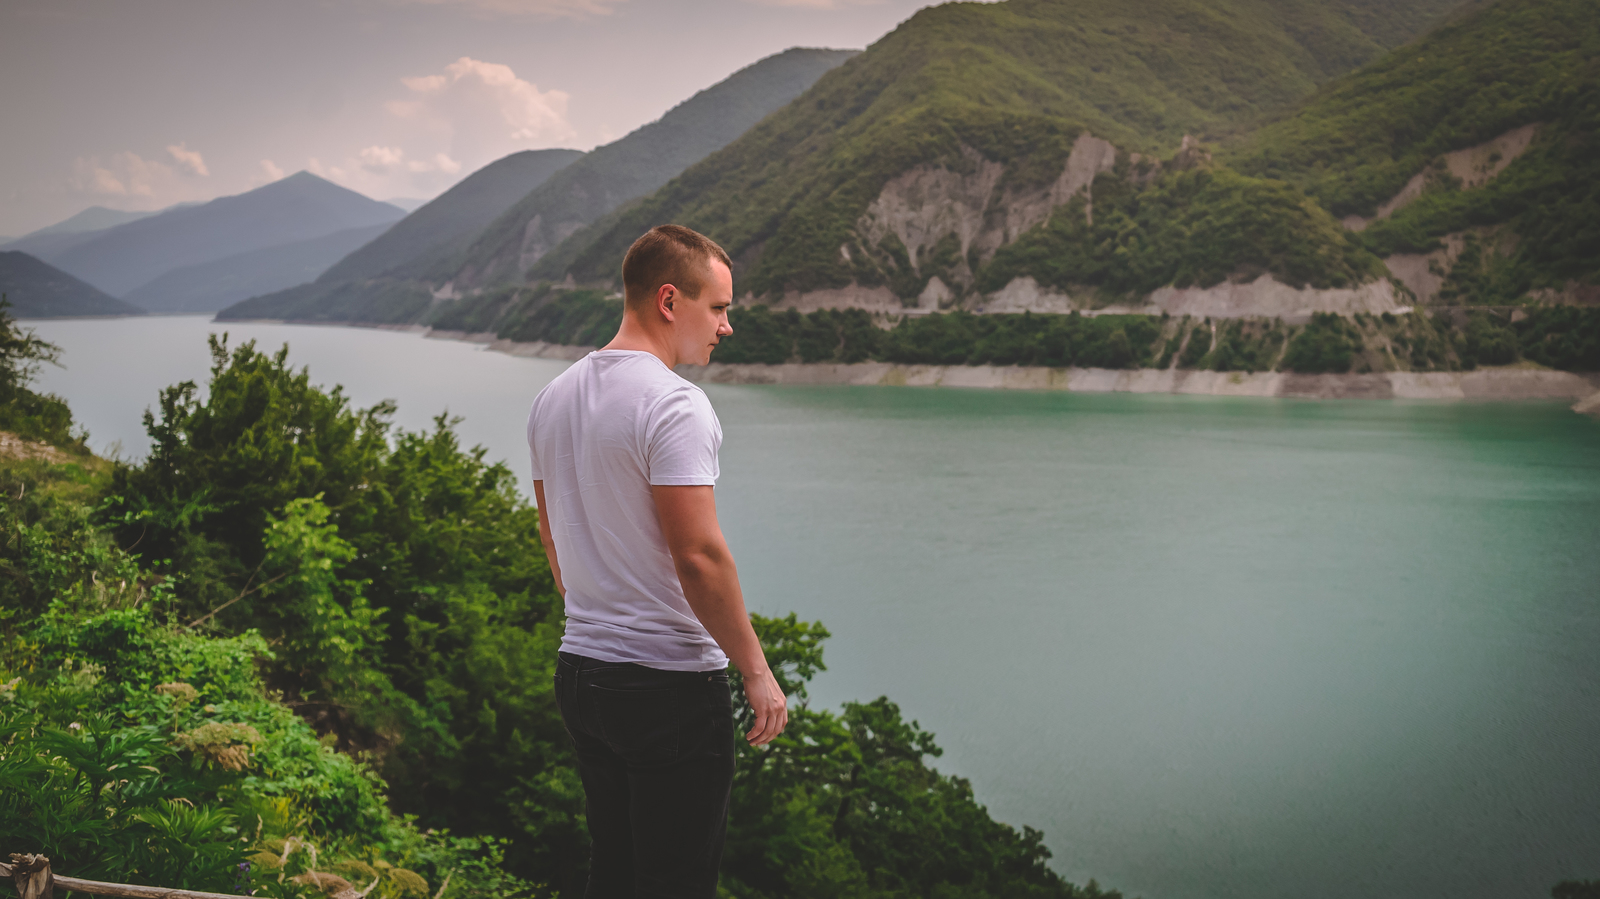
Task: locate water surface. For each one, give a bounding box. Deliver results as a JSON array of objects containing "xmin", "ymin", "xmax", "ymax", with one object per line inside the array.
[{"xmin": 28, "ymin": 316, "xmax": 1600, "ymax": 899}]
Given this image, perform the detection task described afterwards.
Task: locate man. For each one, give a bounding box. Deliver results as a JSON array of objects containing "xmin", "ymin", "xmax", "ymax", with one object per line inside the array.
[{"xmin": 527, "ymin": 224, "xmax": 788, "ymax": 896}]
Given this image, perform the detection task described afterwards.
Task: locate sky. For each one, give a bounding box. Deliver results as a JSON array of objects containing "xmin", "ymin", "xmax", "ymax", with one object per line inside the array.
[{"xmin": 0, "ymin": 0, "xmax": 945, "ymax": 238}]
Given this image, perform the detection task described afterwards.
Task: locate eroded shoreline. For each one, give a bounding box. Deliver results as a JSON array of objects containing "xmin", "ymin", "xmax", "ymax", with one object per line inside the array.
[
  {"xmin": 427, "ymin": 328, "xmax": 1600, "ymax": 412},
  {"xmin": 226, "ymin": 321, "xmax": 1600, "ymax": 414}
]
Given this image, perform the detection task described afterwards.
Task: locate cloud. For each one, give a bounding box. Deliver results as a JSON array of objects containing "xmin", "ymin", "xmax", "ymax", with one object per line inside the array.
[
  {"xmin": 72, "ymin": 151, "xmax": 171, "ymax": 198},
  {"xmin": 283, "ymin": 57, "xmax": 572, "ymax": 205},
  {"xmin": 166, "ymin": 142, "xmax": 209, "ymax": 176},
  {"xmin": 67, "ymin": 148, "xmax": 220, "ymax": 210},
  {"xmin": 390, "ymin": 0, "xmax": 625, "ymax": 18},
  {"xmin": 359, "ymin": 145, "xmax": 407, "ymax": 173},
  {"xmin": 389, "ymin": 57, "xmax": 575, "ymax": 146},
  {"xmin": 260, "ymin": 159, "xmax": 285, "ymax": 181},
  {"xmin": 737, "ymin": 0, "xmax": 883, "ymax": 6}
]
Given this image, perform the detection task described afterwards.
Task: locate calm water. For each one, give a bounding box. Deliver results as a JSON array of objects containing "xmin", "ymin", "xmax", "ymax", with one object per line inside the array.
[{"xmin": 28, "ymin": 315, "xmax": 1600, "ymax": 899}]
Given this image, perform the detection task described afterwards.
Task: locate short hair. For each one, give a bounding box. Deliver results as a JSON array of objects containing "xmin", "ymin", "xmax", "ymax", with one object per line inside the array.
[{"xmin": 621, "ymin": 225, "xmax": 732, "ymax": 311}]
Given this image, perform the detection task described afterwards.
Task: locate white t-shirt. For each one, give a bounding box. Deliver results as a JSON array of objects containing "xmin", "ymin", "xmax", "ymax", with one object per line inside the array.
[{"xmin": 526, "ymin": 349, "xmax": 729, "ymax": 671}]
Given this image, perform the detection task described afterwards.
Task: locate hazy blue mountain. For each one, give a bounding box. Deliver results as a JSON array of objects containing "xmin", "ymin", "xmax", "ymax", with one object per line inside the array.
[
  {"xmin": 48, "ymin": 173, "xmax": 404, "ymax": 296},
  {"xmin": 383, "ymin": 197, "xmax": 431, "ymax": 212},
  {"xmin": 2, "ymin": 231, "xmax": 109, "ymax": 267},
  {"xmin": 0, "ymin": 251, "xmax": 144, "ymax": 318},
  {"xmin": 459, "ymin": 47, "xmax": 860, "ymax": 289},
  {"xmin": 319, "ymin": 148, "xmax": 583, "ymax": 283},
  {"xmin": 30, "ymin": 206, "xmax": 158, "ymax": 236},
  {"xmin": 2, "ymin": 204, "xmax": 197, "ymax": 266},
  {"xmin": 123, "ymin": 222, "xmax": 399, "ymax": 314}
]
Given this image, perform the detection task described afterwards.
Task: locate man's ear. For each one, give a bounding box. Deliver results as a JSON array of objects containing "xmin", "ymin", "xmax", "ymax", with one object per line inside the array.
[{"xmin": 656, "ymin": 283, "xmax": 677, "ymax": 321}]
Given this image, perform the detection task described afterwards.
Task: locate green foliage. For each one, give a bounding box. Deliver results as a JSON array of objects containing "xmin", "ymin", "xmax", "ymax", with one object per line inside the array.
[
  {"xmin": 218, "ymin": 279, "xmax": 434, "ymax": 326},
  {"xmin": 1203, "ymin": 319, "xmax": 1288, "ymax": 372},
  {"xmin": 1178, "ymin": 320, "xmax": 1213, "ymax": 368},
  {"xmin": 0, "ymin": 298, "xmax": 83, "ymax": 448},
  {"xmin": 980, "ymin": 166, "xmax": 1383, "ymax": 298},
  {"xmin": 100, "ymin": 335, "xmax": 572, "ymax": 885},
  {"xmin": 721, "ymin": 615, "xmax": 1095, "ymax": 898},
  {"xmin": 1554, "ymin": 880, "xmax": 1600, "ymax": 899},
  {"xmin": 1281, "ymin": 313, "xmax": 1361, "ymax": 373},
  {"xmin": 1229, "ymin": 0, "xmax": 1600, "ymax": 291},
  {"xmin": 494, "ymin": 288, "xmax": 623, "ymax": 347},
  {"xmin": 1457, "ymin": 310, "xmax": 1519, "ymax": 369},
  {"xmin": 712, "ymin": 306, "xmax": 1165, "ymax": 369},
  {"xmin": 1517, "ymin": 307, "xmax": 1600, "ymax": 371}
]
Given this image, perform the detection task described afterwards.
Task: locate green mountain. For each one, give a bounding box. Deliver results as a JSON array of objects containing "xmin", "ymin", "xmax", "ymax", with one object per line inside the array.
[
  {"xmin": 465, "ymin": 47, "xmax": 859, "ymax": 288},
  {"xmin": 319, "ymin": 148, "xmax": 583, "ymax": 283},
  {"xmin": 557, "ymin": 0, "xmax": 1463, "ymax": 301},
  {"xmin": 1224, "ymin": 0, "xmax": 1600, "ymax": 304},
  {"xmin": 217, "ymin": 48, "xmax": 858, "ymax": 324},
  {"xmin": 0, "ymin": 251, "xmax": 145, "ymax": 317},
  {"xmin": 123, "ymin": 221, "xmax": 399, "ymax": 314}
]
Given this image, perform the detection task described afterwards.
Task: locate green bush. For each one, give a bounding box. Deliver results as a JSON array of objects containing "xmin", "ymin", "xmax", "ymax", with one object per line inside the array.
[
  {"xmin": 0, "ymin": 298, "xmax": 83, "ymax": 449},
  {"xmin": 1516, "ymin": 307, "xmax": 1600, "ymax": 371},
  {"xmin": 1281, "ymin": 313, "xmax": 1361, "ymax": 373},
  {"xmin": 1458, "ymin": 311, "xmax": 1519, "ymax": 368}
]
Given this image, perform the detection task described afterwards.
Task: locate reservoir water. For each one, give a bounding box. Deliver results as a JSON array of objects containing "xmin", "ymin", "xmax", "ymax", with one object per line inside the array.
[{"xmin": 27, "ymin": 315, "xmax": 1600, "ymax": 899}]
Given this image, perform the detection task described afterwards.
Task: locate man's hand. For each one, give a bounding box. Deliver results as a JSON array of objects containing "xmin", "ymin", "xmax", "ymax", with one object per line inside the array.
[
  {"xmin": 653, "ymin": 484, "xmax": 788, "ymax": 746},
  {"xmin": 741, "ymin": 668, "xmax": 789, "ymax": 746}
]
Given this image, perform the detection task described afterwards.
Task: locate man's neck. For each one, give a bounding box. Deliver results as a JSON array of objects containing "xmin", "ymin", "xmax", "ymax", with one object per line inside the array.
[{"xmin": 603, "ymin": 316, "xmax": 677, "ymax": 370}]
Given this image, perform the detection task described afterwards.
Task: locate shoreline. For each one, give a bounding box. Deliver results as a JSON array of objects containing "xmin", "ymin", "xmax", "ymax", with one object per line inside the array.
[{"xmin": 229, "ymin": 319, "xmax": 1600, "ymax": 414}]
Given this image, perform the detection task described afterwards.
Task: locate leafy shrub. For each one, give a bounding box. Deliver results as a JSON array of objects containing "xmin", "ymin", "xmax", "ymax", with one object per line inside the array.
[
  {"xmin": 1516, "ymin": 307, "xmax": 1600, "ymax": 371},
  {"xmin": 495, "ymin": 288, "xmax": 622, "ymax": 346},
  {"xmin": 0, "ymin": 298, "xmax": 82, "ymax": 448},
  {"xmin": 1281, "ymin": 313, "xmax": 1362, "ymax": 373},
  {"xmin": 1458, "ymin": 312, "xmax": 1519, "ymax": 368}
]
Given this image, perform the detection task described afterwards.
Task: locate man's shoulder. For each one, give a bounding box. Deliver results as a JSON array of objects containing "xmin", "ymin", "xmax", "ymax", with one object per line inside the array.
[{"xmin": 531, "ymin": 351, "xmax": 709, "ymax": 417}]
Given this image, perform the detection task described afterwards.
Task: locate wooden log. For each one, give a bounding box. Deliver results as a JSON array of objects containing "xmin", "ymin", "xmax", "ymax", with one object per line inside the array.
[
  {"xmin": 3, "ymin": 856, "xmax": 252, "ymax": 899},
  {"xmin": 46, "ymin": 875, "xmax": 250, "ymax": 899},
  {"xmin": 7, "ymin": 854, "xmax": 54, "ymax": 899}
]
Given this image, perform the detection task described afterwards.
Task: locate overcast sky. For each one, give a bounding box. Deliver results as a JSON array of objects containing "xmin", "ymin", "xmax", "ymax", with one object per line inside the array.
[{"xmin": 0, "ymin": 0, "xmax": 943, "ymax": 237}]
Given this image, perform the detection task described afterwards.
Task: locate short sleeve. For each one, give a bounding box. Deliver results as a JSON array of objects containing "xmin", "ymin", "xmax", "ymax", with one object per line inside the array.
[
  {"xmin": 645, "ymin": 387, "xmax": 722, "ymax": 486},
  {"xmin": 525, "ymin": 400, "xmax": 544, "ymax": 481}
]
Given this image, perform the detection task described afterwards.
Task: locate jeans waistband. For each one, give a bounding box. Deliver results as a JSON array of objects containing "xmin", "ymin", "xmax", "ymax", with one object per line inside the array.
[{"xmin": 558, "ymin": 651, "xmax": 727, "ymax": 679}]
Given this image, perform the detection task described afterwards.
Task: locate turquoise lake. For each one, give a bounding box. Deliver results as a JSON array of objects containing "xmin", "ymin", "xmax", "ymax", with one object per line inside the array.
[{"xmin": 27, "ymin": 315, "xmax": 1600, "ymax": 899}]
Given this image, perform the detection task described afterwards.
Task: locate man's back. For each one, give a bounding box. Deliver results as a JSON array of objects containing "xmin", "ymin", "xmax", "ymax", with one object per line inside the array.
[{"xmin": 527, "ymin": 348, "xmax": 728, "ymax": 671}]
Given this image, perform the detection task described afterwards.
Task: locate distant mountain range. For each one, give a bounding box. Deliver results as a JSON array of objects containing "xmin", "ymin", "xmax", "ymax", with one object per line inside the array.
[
  {"xmin": 123, "ymin": 221, "xmax": 400, "ymax": 314},
  {"xmin": 2, "ymin": 206, "xmax": 174, "ymax": 270},
  {"xmin": 218, "ymin": 47, "xmax": 858, "ymax": 323},
  {"xmin": 44, "ymin": 172, "xmax": 406, "ymax": 300},
  {"xmin": 0, "ymin": 252, "xmax": 145, "ymax": 318}
]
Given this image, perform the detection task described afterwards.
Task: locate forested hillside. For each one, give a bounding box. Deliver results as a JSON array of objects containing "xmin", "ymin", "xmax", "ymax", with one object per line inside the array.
[
  {"xmin": 1226, "ymin": 0, "xmax": 1600, "ymax": 302},
  {"xmin": 557, "ymin": 0, "xmax": 1461, "ymax": 301},
  {"xmin": 0, "ymin": 304, "xmax": 1114, "ymax": 897}
]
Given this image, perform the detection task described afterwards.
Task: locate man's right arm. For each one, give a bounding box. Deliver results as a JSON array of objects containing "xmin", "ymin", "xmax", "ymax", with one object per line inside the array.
[
  {"xmin": 652, "ymin": 483, "xmax": 788, "ymax": 747},
  {"xmin": 532, "ymin": 480, "xmax": 566, "ymax": 598}
]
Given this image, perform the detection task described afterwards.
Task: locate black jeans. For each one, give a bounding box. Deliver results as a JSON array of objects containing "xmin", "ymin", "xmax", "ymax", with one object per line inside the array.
[{"xmin": 554, "ymin": 652, "xmax": 736, "ymax": 898}]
